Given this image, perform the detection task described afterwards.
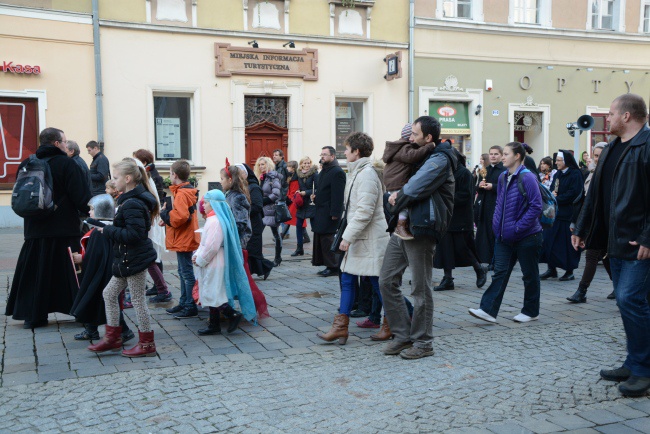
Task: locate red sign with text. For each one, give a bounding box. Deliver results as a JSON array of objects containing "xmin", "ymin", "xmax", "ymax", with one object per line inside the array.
[{"xmin": 1, "ymin": 61, "xmax": 41, "ymax": 75}]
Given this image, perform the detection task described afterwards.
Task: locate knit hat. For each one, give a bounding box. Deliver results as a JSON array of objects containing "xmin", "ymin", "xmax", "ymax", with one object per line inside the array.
[{"xmin": 400, "ymin": 123, "xmax": 412, "ymax": 140}]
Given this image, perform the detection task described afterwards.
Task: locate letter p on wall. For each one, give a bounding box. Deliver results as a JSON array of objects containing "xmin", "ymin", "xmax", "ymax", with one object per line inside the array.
[{"xmin": 557, "ymin": 78, "xmax": 566, "ymax": 92}]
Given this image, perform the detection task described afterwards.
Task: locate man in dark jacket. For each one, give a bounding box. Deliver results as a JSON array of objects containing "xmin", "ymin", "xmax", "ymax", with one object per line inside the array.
[
  {"xmin": 87, "ymin": 140, "xmax": 110, "ymax": 196},
  {"xmin": 573, "ymin": 93, "xmax": 650, "ymax": 398},
  {"xmin": 379, "ymin": 116, "xmax": 456, "ymax": 360},
  {"xmin": 311, "ymin": 146, "xmax": 346, "ymax": 277},
  {"xmin": 273, "ymin": 149, "xmax": 289, "ymax": 198},
  {"xmin": 6, "ymin": 128, "xmax": 91, "ymax": 329}
]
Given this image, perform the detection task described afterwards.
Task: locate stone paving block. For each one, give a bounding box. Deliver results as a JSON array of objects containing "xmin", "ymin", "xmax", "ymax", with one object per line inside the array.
[
  {"xmin": 37, "ymin": 370, "xmax": 77, "ymax": 383},
  {"xmin": 627, "ymin": 401, "xmax": 650, "ymax": 415},
  {"xmin": 546, "ymin": 414, "xmax": 596, "ymax": 430},
  {"xmin": 1, "ymin": 371, "xmax": 38, "ymax": 386},
  {"xmin": 578, "ymin": 409, "xmax": 627, "ymax": 425},
  {"xmin": 595, "ymin": 423, "xmax": 645, "ymax": 434},
  {"xmin": 2, "ymin": 363, "xmax": 35, "ymax": 374},
  {"xmin": 623, "ymin": 418, "xmax": 650, "ymax": 434},
  {"xmin": 485, "ymin": 422, "xmax": 534, "ymax": 434},
  {"xmin": 249, "ymin": 350, "xmax": 283, "ymax": 360},
  {"xmin": 518, "ymin": 417, "xmax": 565, "ymax": 433},
  {"xmin": 75, "ymin": 366, "xmax": 118, "ymax": 378}
]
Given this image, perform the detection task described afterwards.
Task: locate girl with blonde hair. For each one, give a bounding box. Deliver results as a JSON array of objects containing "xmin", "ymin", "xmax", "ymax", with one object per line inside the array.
[{"xmin": 255, "ymin": 156, "xmax": 284, "ymax": 266}]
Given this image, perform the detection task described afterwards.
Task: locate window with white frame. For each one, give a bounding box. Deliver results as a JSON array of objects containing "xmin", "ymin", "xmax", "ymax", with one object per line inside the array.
[
  {"xmin": 514, "ymin": 0, "xmax": 539, "ymax": 23},
  {"xmin": 436, "ymin": 0, "xmax": 484, "ymax": 22},
  {"xmin": 590, "ymin": 0, "xmax": 624, "ymax": 31},
  {"xmin": 641, "ymin": 0, "xmax": 650, "ymax": 33},
  {"xmin": 334, "ymin": 99, "xmax": 365, "ymax": 159},
  {"xmin": 154, "ymin": 95, "xmax": 192, "ymax": 161}
]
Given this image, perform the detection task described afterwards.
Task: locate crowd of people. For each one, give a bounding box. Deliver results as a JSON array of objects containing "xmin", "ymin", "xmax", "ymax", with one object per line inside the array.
[{"xmin": 5, "ymin": 93, "xmax": 650, "ymax": 397}]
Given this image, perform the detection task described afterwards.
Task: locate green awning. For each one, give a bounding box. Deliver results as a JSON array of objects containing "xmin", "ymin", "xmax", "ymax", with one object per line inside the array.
[{"xmin": 429, "ymin": 102, "xmax": 471, "ymax": 135}]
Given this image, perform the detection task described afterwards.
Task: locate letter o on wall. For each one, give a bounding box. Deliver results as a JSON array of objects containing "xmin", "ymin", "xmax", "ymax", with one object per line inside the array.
[{"xmin": 519, "ymin": 76, "xmax": 532, "ymax": 90}]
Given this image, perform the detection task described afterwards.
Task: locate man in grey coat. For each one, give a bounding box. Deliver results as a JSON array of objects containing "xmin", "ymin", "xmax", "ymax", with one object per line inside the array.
[
  {"xmin": 65, "ymin": 140, "xmax": 92, "ymax": 188},
  {"xmin": 380, "ymin": 115, "xmax": 456, "ymax": 360}
]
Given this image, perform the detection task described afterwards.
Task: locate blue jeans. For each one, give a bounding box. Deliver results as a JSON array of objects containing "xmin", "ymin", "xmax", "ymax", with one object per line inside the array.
[
  {"xmin": 480, "ymin": 232, "xmax": 542, "ymax": 319},
  {"xmin": 340, "ymin": 273, "xmax": 380, "ymax": 316},
  {"xmin": 177, "ymin": 251, "xmax": 196, "ymax": 308},
  {"xmin": 610, "ymin": 257, "xmax": 650, "ymax": 377}
]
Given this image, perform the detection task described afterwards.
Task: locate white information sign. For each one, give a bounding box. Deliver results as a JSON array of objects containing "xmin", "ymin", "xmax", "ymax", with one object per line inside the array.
[
  {"xmin": 492, "ymin": 110, "xmax": 500, "ymax": 116},
  {"xmin": 156, "ymin": 117, "xmax": 181, "ymax": 158}
]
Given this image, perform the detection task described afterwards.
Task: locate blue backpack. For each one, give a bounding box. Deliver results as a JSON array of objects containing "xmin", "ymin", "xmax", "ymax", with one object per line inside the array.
[{"xmin": 516, "ymin": 168, "xmax": 557, "ymax": 229}]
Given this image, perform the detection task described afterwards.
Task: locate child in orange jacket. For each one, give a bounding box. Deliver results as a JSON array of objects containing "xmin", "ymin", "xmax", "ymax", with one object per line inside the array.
[{"xmin": 159, "ymin": 159, "xmax": 200, "ymax": 319}]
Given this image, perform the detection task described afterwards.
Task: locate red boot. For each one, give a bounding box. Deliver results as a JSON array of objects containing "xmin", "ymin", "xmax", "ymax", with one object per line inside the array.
[
  {"xmin": 122, "ymin": 331, "xmax": 157, "ymax": 358},
  {"xmin": 87, "ymin": 325, "xmax": 122, "ymax": 353}
]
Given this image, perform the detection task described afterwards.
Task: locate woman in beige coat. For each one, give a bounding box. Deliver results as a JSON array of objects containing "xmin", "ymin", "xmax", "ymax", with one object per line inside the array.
[{"xmin": 317, "ymin": 132, "xmax": 389, "ymax": 345}]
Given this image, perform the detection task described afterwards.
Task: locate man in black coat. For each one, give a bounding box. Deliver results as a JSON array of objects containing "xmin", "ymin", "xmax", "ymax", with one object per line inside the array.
[
  {"xmin": 475, "ymin": 145, "xmax": 504, "ymax": 268},
  {"xmin": 6, "ymin": 127, "xmax": 91, "ymax": 329},
  {"xmin": 311, "ymin": 146, "xmax": 346, "ymax": 277},
  {"xmin": 86, "ymin": 140, "xmax": 110, "ymax": 197}
]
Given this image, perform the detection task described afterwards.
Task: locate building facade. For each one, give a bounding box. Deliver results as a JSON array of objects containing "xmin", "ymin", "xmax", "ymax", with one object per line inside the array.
[
  {"xmin": 0, "ymin": 0, "xmax": 410, "ymax": 226},
  {"xmin": 413, "ymin": 0, "xmax": 650, "ymax": 166}
]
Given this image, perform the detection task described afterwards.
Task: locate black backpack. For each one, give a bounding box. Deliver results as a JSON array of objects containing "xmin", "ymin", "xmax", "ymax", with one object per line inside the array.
[{"xmin": 11, "ymin": 155, "xmax": 57, "ymax": 218}]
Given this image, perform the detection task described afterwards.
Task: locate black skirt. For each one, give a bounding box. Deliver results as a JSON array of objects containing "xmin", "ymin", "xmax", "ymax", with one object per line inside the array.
[
  {"xmin": 434, "ymin": 231, "xmax": 479, "ymax": 270},
  {"xmin": 6, "ymin": 236, "xmax": 80, "ymax": 322},
  {"xmin": 70, "ymin": 231, "xmax": 113, "ymax": 325},
  {"xmin": 540, "ymin": 220, "xmax": 582, "ymax": 271},
  {"xmin": 475, "ymin": 220, "xmax": 495, "ymax": 264}
]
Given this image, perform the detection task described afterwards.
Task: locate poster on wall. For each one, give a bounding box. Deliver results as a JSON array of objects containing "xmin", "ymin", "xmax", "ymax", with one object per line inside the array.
[{"xmin": 156, "ymin": 117, "xmax": 181, "ymax": 159}]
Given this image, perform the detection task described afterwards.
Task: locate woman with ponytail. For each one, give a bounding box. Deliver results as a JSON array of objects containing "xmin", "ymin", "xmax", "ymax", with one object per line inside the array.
[{"xmin": 88, "ymin": 158, "xmax": 160, "ymax": 357}]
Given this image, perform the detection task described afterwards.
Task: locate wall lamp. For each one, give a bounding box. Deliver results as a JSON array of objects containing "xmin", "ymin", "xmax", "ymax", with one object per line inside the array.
[
  {"xmin": 576, "ymin": 67, "xmax": 594, "ymax": 72},
  {"xmin": 611, "ymin": 69, "xmax": 631, "ymax": 74},
  {"xmin": 283, "ymin": 41, "xmax": 295, "ymax": 48},
  {"xmin": 475, "ymin": 104, "xmax": 482, "ymax": 116},
  {"xmin": 248, "ymin": 40, "xmax": 259, "ymax": 48},
  {"xmin": 538, "ymin": 66, "xmax": 554, "ymax": 70}
]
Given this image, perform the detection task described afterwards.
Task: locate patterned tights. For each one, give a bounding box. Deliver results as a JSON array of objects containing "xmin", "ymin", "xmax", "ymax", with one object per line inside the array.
[{"xmin": 103, "ymin": 270, "xmax": 151, "ymax": 332}]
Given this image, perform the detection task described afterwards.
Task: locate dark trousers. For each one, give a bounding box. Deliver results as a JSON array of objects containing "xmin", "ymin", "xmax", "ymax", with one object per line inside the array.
[
  {"xmin": 580, "ymin": 249, "xmax": 612, "ymax": 288},
  {"xmin": 479, "ymin": 233, "xmax": 543, "ymax": 319},
  {"xmin": 177, "ymin": 251, "xmax": 196, "ymax": 308}
]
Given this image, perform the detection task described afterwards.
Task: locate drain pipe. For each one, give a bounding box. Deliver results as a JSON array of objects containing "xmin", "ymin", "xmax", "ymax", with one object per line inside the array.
[
  {"xmin": 92, "ymin": 0, "xmax": 104, "ymax": 147},
  {"xmin": 408, "ymin": 0, "xmax": 414, "ymax": 122}
]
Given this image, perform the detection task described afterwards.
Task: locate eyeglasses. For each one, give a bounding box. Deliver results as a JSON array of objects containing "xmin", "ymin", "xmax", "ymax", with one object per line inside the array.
[{"xmin": 319, "ymin": 153, "xmax": 331, "ymax": 157}]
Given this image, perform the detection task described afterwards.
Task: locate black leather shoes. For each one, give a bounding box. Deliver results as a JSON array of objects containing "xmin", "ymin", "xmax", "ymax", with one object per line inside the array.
[
  {"xmin": 619, "ymin": 376, "xmax": 650, "ymax": 397},
  {"xmin": 23, "ymin": 319, "xmax": 48, "ymax": 329},
  {"xmin": 291, "ymin": 249, "xmax": 304, "ymax": 257},
  {"xmin": 600, "ymin": 365, "xmax": 631, "ymax": 382},
  {"xmin": 317, "ymin": 268, "xmax": 329, "ymax": 276},
  {"xmin": 567, "ymin": 287, "xmax": 587, "ymax": 303},
  {"xmin": 559, "ymin": 272, "xmax": 575, "ymax": 281},
  {"xmin": 350, "ymin": 309, "xmax": 368, "ymax": 318},
  {"xmin": 434, "ymin": 276, "xmax": 455, "ymax": 291},
  {"xmin": 319, "ymin": 268, "xmax": 337, "ymax": 277},
  {"xmin": 607, "ymin": 291, "xmax": 615, "ymax": 299},
  {"xmin": 540, "ymin": 269, "xmax": 558, "ymax": 280}
]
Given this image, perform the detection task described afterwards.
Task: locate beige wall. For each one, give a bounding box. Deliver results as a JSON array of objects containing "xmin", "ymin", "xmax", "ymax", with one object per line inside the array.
[
  {"xmin": 99, "ymin": 0, "xmax": 145, "ymax": 22},
  {"xmin": 290, "ymin": 0, "xmax": 330, "ymax": 36},
  {"xmin": 197, "ymin": 0, "xmax": 243, "ymax": 31},
  {"xmin": 552, "ymin": 0, "xmax": 588, "ymax": 30},
  {"xmin": 99, "ymin": 27, "xmax": 408, "ymax": 195},
  {"xmin": 371, "ymin": 0, "xmax": 410, "ymax": 42},
  {"xmin": 0, "ymin": 14, "xmax": 96, "ymax": 211}
]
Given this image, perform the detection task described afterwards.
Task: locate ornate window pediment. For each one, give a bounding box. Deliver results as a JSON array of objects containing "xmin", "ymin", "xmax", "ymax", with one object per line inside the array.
[{"xmin": 329, "ymin": 1, "xmax": 374, "ymax": 39}]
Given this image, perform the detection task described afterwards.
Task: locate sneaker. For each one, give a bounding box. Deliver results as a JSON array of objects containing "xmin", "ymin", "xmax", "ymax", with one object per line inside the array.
[
  {"xmin": 600, "ymin": 365, "xmax": 631, "ymax": 382},
  {"xmin": 166, "ymin": 305, "xmax": 184, "ymax": 315},
  {"xmin": 173, "ymin": 307, "xmax": 199, "ymax": 319},
  {"xmin": 400, "ymin": 346, "xmax": 434, "ymax": 360},
  {"xmin": 383, "ymin": 340, "xmax": 413, "ymax": 355},
  {"xmin": 513, "ymin": 313, "xmax": 539, "ymax": 323},
  {"xmin": 356, "ymin": 318, "xmax": 380, "ymax": 329},
  {"xmin": 145, "ymin": 286, "xmax": 158, "ymax": 296},
  {"xmin": 618, "ymin": 376, "xmax": 650, "ymax": 397},
  {"xmin": 149, "ymin": 291, "xmax": 172, "ymax": 303},
  {"xmin": 468, "ymin": 308, "xmax": 497, "ymax": 323},
  {"xmin": 394, "ymin": 220, "xmax": 414, "ymax": 241}
]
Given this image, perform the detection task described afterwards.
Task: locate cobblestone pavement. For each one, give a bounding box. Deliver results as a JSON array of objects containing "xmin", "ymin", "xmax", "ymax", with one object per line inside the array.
[{"xmin": 1, "ymin": 227, "xmax": 649, "ymax": 432}]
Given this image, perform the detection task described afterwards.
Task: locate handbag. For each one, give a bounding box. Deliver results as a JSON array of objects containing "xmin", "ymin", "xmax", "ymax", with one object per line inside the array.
[
  {"xmin": 293, "ymin": 191, "xmax": 304, "ymax": 208},
  {"xmin": 275, "ymin": 200, "xmax": 292, "ymax": 223},
  {"xmin": 330, "ymin": 174, "xmax": 359, "ymax": 253}
]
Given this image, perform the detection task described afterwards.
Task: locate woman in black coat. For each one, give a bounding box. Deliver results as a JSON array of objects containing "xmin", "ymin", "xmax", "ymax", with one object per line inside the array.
[
  {"xmin": 540, "ymin": 150, "xmax": 584, "ymax": 281},
  {"xmin": 475, "ymin": 147, "xmax": 505, "ymax": 267},
  {"xmin": 434, "ymin": 149, "xmax": 487, "ymax": 290},
  {"xmin": 292, "ymin": 158, "xmax": 319, "ymax": 256},
  {"xmin": 243, "ymin": 164, "xmax": 274, "ymax": 279}
]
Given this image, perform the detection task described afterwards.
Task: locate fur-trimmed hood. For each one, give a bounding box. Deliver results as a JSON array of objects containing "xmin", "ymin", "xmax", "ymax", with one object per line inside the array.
[{"xmin": 296, "ymin": 165, "xmax": 318, "ymax": 179}]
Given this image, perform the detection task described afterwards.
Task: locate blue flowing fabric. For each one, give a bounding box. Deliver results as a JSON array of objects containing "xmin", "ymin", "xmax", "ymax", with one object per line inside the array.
[{"xmin": 204, "ymin": 189, "xmax": 257, "ymax": 323}]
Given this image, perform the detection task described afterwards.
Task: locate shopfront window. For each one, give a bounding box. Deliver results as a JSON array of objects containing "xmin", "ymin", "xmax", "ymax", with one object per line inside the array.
[
  {"xmin": 335, "ymin": 100, "xmax": 365, "ymax": 159},
  {"xmin": 430, "ymin": 101, "xmax": 471, "ymax": 155},
  {"xmin": 154, "ymin": 95, "xmax": 192, "ymax": 161}
]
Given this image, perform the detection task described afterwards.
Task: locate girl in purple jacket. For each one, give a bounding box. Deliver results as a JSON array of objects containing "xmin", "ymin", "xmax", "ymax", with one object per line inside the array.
[{"xmin": 469, "ymin": 141, "xmax": 543, "ymax": 324}]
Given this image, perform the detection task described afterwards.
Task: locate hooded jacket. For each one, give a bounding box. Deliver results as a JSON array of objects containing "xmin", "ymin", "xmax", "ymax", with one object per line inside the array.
[
  {"xmin": 102, "ymin": 184, "xmax": 157, "ymax": 277},
  {"xmin": 160, "ymin": 181, "xmax": 200, "ymax": 252},
  {"xmin": 260, "ymin": 171, "xmax": 282, "ymax": 227},
  {"xmin": 382, "ymin": 138, "xmax": 436, "ymax": 192},
  {"xmin": 296, "ymin": 165, "xmax": 318, "ymax": 220},
  {"xmin": 389, "ymin": 141, "xmax": 457, "ymax": 240},
  {"xmin": 575, "ymin": 124, "xmax": 650, "ymax": 260}
]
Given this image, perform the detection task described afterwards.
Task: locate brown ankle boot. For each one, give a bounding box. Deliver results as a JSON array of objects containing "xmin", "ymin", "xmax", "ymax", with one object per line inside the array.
[
  {"xmin": 122, "ymin": 331, "xmax": 157, "ymax": 358},
  {"xmin": 370, "ymin": 317, "xmax": 395, "ymax": 341},
  {"xmin": 317, "ymin": 314, "xmax": 349, "ymax": 344},
  {"xmin": 394, "ymin": 220, "xmax": 414, "ymax": 240},
  {"xmin": 87, "ymin": 325, "xmax": 122, "ymax": 353}
]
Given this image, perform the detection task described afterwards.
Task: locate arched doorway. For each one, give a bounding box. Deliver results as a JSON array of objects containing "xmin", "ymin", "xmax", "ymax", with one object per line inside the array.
[{"xmin": 245, "ymin": 96, "xmax": 288, "ymax": 166}]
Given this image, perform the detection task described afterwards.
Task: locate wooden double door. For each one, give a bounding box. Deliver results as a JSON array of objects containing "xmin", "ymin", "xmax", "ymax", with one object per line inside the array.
[{"xmin": 245, "ymin": 121, "xmax": 288, "ymax": 167}]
